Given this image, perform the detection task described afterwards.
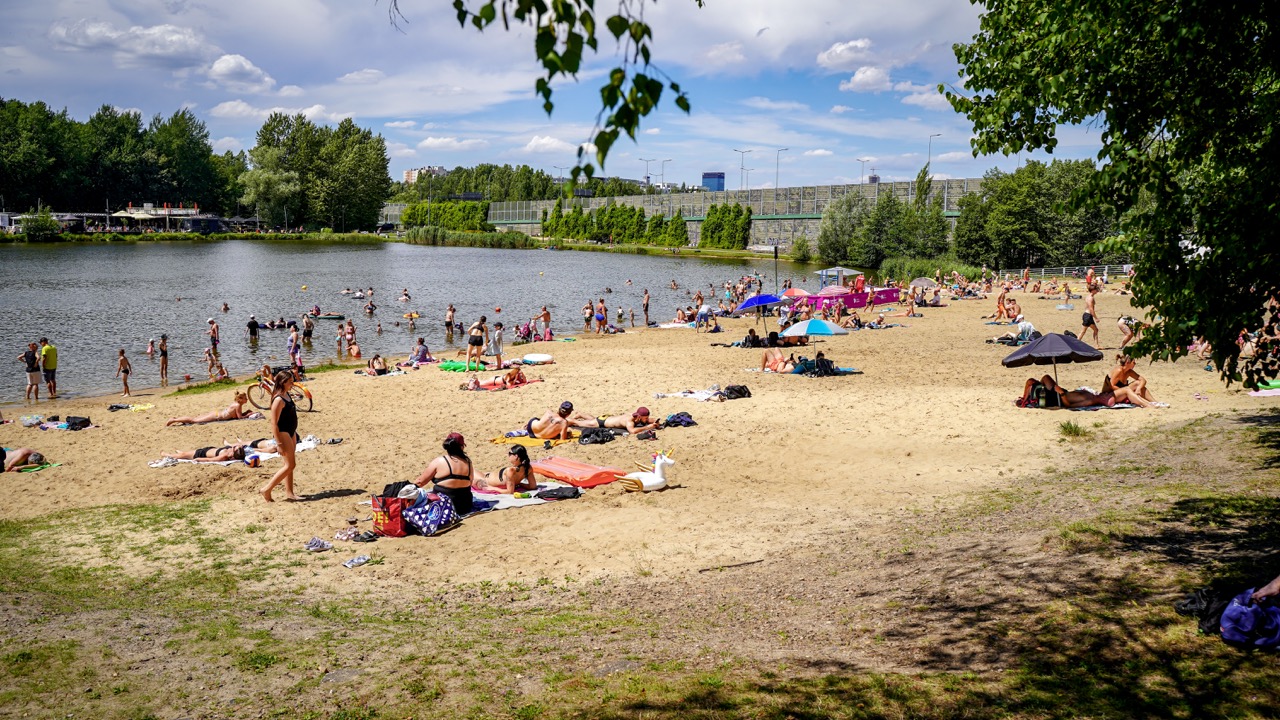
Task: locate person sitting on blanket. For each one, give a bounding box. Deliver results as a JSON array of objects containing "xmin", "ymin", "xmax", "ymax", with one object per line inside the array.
[
  {"xmin": 526, "ymin": 401, "xmax": 574, "ymax": 440},
  {"xmin": 413, "ymin": 432, "xmax": 476, "ymax": 515},
  {"xmin": 3, "ymin": 447, "xmax": 45, "ymax": 471},
  {"xmin": 166, "ymin": 391, "xmax": 251, "ymax": 426},
  {"xmin": 366, "ymin": 354, "xmax": 389, "ymax": 376},
  {"xmin": 928, "ymin": 288, "xmax": 949, "ymax": 307},
  {"xmin": 761, "ymin": 348, "xmax": 797, "ymax": 373},
  {"xmin": 161, "ymin": 444, "xmax": 247, "ymax": 463},
  {"xmin": 407, "ymin": 337, "xmax": 433, "ymax": 365},
  {"xmin": 569, "ymin": 406, "xmax": 661, "ymax": 434},
  {"xmin": 1103, "ymin": 354, "xmax": 1164, "ymax": 405},
  {"xmin": 1020, "ymin": 375, "xmax": 1156, "ymax": 409},
  {"xmin": 473, "ymin": 445, "xmax": 538, "ymax": 494},
  {"xmin": 991, "ymin": 316, "xmax": 1036, "ymax": 343},
  {"xmin": 839, "ymin": 310, "xmax": 864, "ymax": 330}
]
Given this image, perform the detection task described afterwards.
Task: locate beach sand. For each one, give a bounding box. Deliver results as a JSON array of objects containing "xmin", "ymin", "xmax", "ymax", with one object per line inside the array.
[{"xmin": 0, "ymin": 291, "xmax": 1259, "ymax": 591}]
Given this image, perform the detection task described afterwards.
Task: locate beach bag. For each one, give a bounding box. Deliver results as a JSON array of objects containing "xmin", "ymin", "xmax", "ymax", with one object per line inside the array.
[
  {"xmin": 1220, "ymin": 589, "xmax": 1280, "ymax": 647},
  {"xmin": 65, "ymin": 416, "xmax": 91, "ymax": 431},
  {"xmin": 371, "ymin": 495, "xmax": 409, "ymax": 537},
  {"xmin": 538, "ymin": 486, "xmax": 582, "ymax": 500},
  {"xmin": 723, "ymin": 385, "xmax": 752, "ymax": 400},
  {"xmin": 664, "ymin": 412, "xmax": 697, "ymax": 427},
  {"xmin": 578, "ymin": 427, "xmax": 615, "ymax": 445},
  {"xmin": 403, "ymin": 494, "xmax": 457, "ymax": 536},
  {"xmin": 381, "ymin": 480, "xmax": 415, "ymax": 498}
]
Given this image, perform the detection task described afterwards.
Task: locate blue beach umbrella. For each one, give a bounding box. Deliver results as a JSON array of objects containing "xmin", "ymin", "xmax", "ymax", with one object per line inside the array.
[
  {"xmin": 781, "ymin": 318, "xmax": 849, "ymax": 338},
  {"xmin": 738, "ymin": 293, "xmax": 784, "ymax": 311}
]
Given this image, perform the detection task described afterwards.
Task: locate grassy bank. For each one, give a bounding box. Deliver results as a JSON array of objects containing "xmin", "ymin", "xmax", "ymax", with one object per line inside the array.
[{"xmin": 2, "ymin": 410, "xmax": 1277, "ymax": 719}]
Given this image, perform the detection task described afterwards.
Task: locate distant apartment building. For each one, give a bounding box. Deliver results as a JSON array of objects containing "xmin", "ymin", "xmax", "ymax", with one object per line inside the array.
[
  {"xmin": 403, "ymin": 166, "xmax": 447, "ymax": 184},
  {"xmin": 701, "ymin": 172, "xmax": 725, "ymax": 192}
]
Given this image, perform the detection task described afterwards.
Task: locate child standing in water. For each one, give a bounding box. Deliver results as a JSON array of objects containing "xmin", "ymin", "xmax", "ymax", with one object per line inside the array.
[{"xmin": 115, "ymin": 349, "xmax": 132, "ymax": 397}]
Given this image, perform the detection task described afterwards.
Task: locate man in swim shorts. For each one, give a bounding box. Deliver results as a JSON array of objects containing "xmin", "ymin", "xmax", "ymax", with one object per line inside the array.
[
  {"xmin": 445, "ymin": 304, "xmax": 455, "ymax": 336},
  {"xmin": 246, "ymin": 315, "xmax": 259, "ymax": 341},
  {"xmin": 1080, "ymin": 284, "xmax": 1101, "ymax": 349},
  {"xmin": 527, "ymin": 401, "xmax": 574, "ymax": 440},
  {"xmin": 568, "ymin": 407, "xmax": 661, "ymax": 434},
  {"xmin": 207, "ymin": 318, "xmax": 220, "ymax": 351},
  {"xmin": 39, "ymin": 337, "xmax": 57, "ymax": 398}
]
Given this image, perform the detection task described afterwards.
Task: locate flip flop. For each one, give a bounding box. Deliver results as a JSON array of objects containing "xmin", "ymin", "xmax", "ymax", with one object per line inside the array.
[
  {"xmin": 343, "ymin": 555, "xmax": 370, "ymax": 568},
  {"xmin": 353, "ymin": 531, "xmax": 378, "ymax": 543}
]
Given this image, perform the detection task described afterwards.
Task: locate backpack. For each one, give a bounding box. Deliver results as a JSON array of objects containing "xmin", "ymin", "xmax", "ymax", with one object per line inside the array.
[{"xmin": 723, "ymin": 385, "xmax": 752, "ymax": 400}]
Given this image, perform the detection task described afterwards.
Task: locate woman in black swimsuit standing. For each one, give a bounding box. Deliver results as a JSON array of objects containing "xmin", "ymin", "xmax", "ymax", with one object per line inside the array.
[
  {"xmin": 413, "ymin": 432, "xmax": 475, "ymax": 515},
  {"xmin": 260, "ymin": 370, "xmax": 301, "ymax": 502},
  {"xmin": 465, "ymin": 315, "xmax": 488, "ymax": 370},
  {"xmin": 158, "ymin": 334, "xmax": 168, "ymax": 385}
]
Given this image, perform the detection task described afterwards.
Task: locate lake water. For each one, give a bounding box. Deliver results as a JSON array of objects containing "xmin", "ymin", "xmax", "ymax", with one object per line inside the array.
[{"xmin": 0, "ymin": 239, "xmax": 805, "ymax": 403}]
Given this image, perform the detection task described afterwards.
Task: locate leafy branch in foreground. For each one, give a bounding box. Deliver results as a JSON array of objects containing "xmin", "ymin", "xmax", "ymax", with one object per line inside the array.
[
  {"xmin": 387, "ymin": 0, "xmax": 699, "ymax": 185},
  {"xmin": 946, "ymin": 0, "xmax": 1279, "ymax": 386}
]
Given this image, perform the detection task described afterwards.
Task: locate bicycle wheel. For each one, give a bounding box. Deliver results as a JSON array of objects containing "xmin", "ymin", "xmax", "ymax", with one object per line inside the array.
[
  {"xmin": 291, "ymin": 386, "xmax": 313, "ymax": 412},
  {"xmin": 247, "ymin": 383, "xmax": 272, "ymax": 410}
]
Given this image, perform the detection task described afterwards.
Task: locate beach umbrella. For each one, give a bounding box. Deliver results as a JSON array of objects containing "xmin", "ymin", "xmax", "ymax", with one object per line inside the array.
[
  {"xmin": 782, "ymin": 288, "xmax": 810, "ymax": 298},
  {"xmin": 910, "ymin": 277, "xmax": 937, "ymax": 289},
  {"xmin": 1001, "ymin": 332, "xmax": 1104, "ymax": 383},
  {"xmin": 738, "ymin": 293, "xmax": 784, "ymax": 311},
  {"xmin": 781, "ymin": 318, "xmax": 848, "ymax": 338}
]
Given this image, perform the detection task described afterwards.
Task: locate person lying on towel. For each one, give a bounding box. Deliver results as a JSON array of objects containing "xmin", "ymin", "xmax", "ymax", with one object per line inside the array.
[
  {"xmin": 1020, "ymin": 375, "xmax": 1155, "ymax": 409},
  {"xmin": 3, "ymin": 447, "xmax": 45, "ymax": 471},
  {"xmin": 472, "ymin": 445, "xmax": 539, "ymax": 494},
  {"xmin": 524, "ymin": 402, "xmax": 574, "ymax": 440},
  {"xmin": 568, "ymin": 406, "xmax": 661, "ymax": 434}
]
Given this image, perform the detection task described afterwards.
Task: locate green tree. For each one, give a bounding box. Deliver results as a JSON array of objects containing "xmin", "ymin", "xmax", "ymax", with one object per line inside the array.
[
  {"xmin": 20, "ymin": 205, "xmax": 62, "ymax": 241},
  {"xmin": 952, "ymin": 191, "xmax": 993, "ymax": 266},
  {"xmin": 816, "ymin": 193, "xmax": 870, "ymax": 265},
  {"xmin": 148, "ymin": 109, "xmax": 218, "ymax": 208},
  {"xmin": 947, "ymin": 0, "xmax": 1278, "ymax": 382},
  {"xmin": 664, "ymin": 209, "xmax": 688, "ymax": 246},
  {"xmin": 790, "ymin": 235, "xmax": 812, "ymax": 263},
  {"xmin": 240, "ymin": 147, "xmax": 301, "ymax": 226}
]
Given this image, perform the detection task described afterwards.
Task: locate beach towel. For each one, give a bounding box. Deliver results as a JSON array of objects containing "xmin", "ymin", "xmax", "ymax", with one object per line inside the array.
[
  {"xmin": 17, "ymin": 463, "xmax": 61, "ymax": 473},
  {"xmin": 470, "ymin": 482, "xmax": 571, "ymax": 511},
  {"xmin": 656, "ymin": 322, "xmax": 696, "ymax": 329},
  {"xmin": 492, "ymin": 435, "xmax": 577, "ymax": 448},
  {"xmin": 464, "ymin": 378, "xmax": 545, "ymax": 392},
  {"xmin": 439, "ymin": 360, "xmax": 489, "ymax": 372},
  {"xmin": 653, "ymin": 387, "xmax": 724, "ymax": 402},
  {"xmin": 38, "ymin": 422, "xmax": 100, "ymax": 431},
  {"xmin": 356, "ymin": 369, "xmax": 407, "ymax": 377},
  {"xmin": 1249, "ymin": 389, "xmax": 1280, "ymax": 397},
  {"xmin": 532, "ymin": 457, "xmax": 624, "ymax": 488},
  {"xmin": 1067, "ymin": 403, "xmax": 1139, "ymax": 411},
  {"xmin": 108, "ymin": 403, "xmax": 155, "ymax": 412}
]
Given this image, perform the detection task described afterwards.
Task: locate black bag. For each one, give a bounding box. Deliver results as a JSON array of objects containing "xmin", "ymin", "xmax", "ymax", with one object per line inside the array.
[
  {"xmin": 65, "ymin": 416, "xmax": 91, "ymax": 431},
  {"xmin": 538, "ymin": 486, "xmax": 582, "ymax": 500},
  {"xmin": 664, "ymin": 411, "xmax": 697, "ymax": 427},
  {"xmin": 381, "ymin": 480, "xmax": 415, "ymax": 498},
  {"xmin": 723, "ymin": 385, "xmax": 752, "ymax": 399},
  {"xmin": 578, "ymin": 427, "xmax": 615, "ymax": 444}
]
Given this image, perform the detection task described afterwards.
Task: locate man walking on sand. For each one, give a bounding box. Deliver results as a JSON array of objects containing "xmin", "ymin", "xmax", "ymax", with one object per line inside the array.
[
  {"xmin": 38, "ymin": 337, "xmax": 57, "ymax": 398},
  {"xmin": 1081, "ymin": 284, "xmax": 1102, "ymax": 349}
]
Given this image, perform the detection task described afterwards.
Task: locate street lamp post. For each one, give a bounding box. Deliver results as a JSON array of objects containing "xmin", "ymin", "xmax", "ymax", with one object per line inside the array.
[
  {"xmin": 732, "ymin": 148, "xmax": 752, "ymax": 192},
  {"xmin": 659, "ymin": 159, "xmax": 672, "ymax": 189},
  {"xmin": 553, "ymin": 165, "xmax": 569, "ymax": 185},
  {"xmin": 857, "ymin": 158, "xmax": 870, "ymax": 185},
  {"xmin": 639, "ymin": 157, "xmax": 655, "ymax": 187},
  {"xmin": 927, "ymin": 133, "xmax": 941, "ymax": 169},
  {"xmin": 774, "ymin": 147, "xmax": 788, "ymax": 210}
]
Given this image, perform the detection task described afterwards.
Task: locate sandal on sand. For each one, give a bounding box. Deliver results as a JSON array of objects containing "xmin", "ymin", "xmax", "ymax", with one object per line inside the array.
[
  {"xmin": 343, "ymin": 555, "xmax": 370, "ymax": 569},
  {"xmin": 327, "ymin": 438, "xmax": 344, "ymax": 444},
  {"xmin": 353, "ymin": 531, "xmax": 378, "ymax": 543},
  {"xmin": 304, "ymin": 537, "xmax": 333, "ymax": 552}
]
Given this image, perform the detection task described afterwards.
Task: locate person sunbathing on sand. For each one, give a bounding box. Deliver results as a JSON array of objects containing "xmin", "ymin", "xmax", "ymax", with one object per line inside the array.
[
  {"xmin": 3, "ymin": 447, "xmax": 46, "ymax": 471},
  {"xmin": 473, "ymin": 445, "xmax": 538, "ymax": 494},
  {"xmin": 1021, "ymin": 375, "xmax": 1155, "ymax": 409},
  {"xmin": 761, "ymin": 348, "xmax": 797, "ymax": 373},
  {"xmin": 1103, "ymin": 354, "xmax": 1164, "ymax": 405},
  {"xmin": 366, "ymin": 354, "xmax": 388, "ymax": 376},
  {"xmin": 569, "ymin": 406, "xmax": 661, "ymax": 433},
  {"xmin": 166, "ymin": 392, "xmax": 251, "ymax": 426},
  {"xmin": 526, "ymin": 401, "xmax": 574, "ymax": 440},
  {"xmin": 162, "ymin": 444, "xmax": 248, "ymax": 462}
]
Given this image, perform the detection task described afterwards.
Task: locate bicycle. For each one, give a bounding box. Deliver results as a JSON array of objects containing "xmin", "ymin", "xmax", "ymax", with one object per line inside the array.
[{"xmin": 246, "ymin": 366, "xmax": 313, "ymax": 412}]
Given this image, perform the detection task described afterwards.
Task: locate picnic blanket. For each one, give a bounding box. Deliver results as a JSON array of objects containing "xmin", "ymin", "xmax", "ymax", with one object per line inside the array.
[
  {"xmin": 149, "ymin": 435, "xmax": 322, "ymax": 468},
  {"xmin": 492, "ymin": 434, "xmax": 577, "ymax": 448},
  {"xmin": 532, "ymin": 457, "xmax": 624, "ymax": 488},
  {"xmin": 471, "ymin": 481, "xmax": 572, "ymax": 511}
]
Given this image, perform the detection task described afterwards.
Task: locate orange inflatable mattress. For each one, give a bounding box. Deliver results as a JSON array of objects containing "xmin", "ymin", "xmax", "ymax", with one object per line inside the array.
[{"xmin": 532, "ymin": 456, "xmax": 624, "ymax": 488}]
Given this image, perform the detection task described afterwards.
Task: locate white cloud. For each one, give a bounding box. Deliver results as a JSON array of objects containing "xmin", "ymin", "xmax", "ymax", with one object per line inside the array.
[
  {"xmin": 816, "ymin": 38, "xmax": 874, "ymax": 71},
  {"xmin": 48, "ymin": 19, "xmax": 215, "ymax": 69},
  {"xmin": 643, "ymin": 127, "xmax": 661, "ymax": 135},
  {"xmin": 901, "ymin": 90, "xmax": 951, "ymax": 111},
  {"xmin": 212, "ymin": 136, "xmax": 243, "ymax": 153},
  {"xmin": 112, "ymin": 105, "xmax": 143, "ymax": 117},
  {"xmin": 386, "ymin": 141, "xmax": 417, "ymax": 158},
  {"xmin": 337, "ymin": 68, "xmax": 385, "ymax": 84},
  {"xmin": 803, "ymin": 149, "xmax": 833, "ymax": 157},
  {"xmin": 209, "ymin": 100, "xmax": 349, "ymax": 122},
  {"xmin": 705, "ymin": 42, "xmax": 745, "ymax": 67},
  {"xmin": 522, "ymin": 135, "xmax": 576, "ymax": 154},
  {"xmin": 935, "ymin": 151, "xmax": 971, "ymax": 162},
  {"xmin": 892, "ymin": 81, "xmax": 932, "ymax": 93},
  {"xmin": 741, "ymin": 96, "xmax": 808, "ymax": 112},
  {"xmin": 207, "ymin": 54, "xmax": 275, "ymax": 93},
  {"xmin": 384, "ymin": 120, "xmax": 417, "ymax": 129},
  {"xmin": 839, "ymin": 66, "xmax": 891, "ymax": 92},
  {"xmin": 417, "ymin": 136, "xmax": 487, "ymax": 151},
  {"xmin": 830, "ymin": 105, "xmax": 852, "ymax": 114},
  {"xmin": 278, "ymin": 85, "xmax": 304, "ymax": 97}
]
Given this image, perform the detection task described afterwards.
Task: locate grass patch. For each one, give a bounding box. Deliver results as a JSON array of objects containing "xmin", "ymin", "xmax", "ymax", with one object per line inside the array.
[
  {"xmin": 304, "ymin": 362, "xmax": 363, "ymax": 375},
  {"xmin": 1059, "ymin": 420, "xmax": 1091, "ymax": 439},
  {"xmin": 166, "ymin": 377, "xmax": 241, "ymax": 396}
]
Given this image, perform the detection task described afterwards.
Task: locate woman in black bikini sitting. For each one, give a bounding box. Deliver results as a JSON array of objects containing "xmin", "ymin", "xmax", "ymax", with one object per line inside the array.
[
  {"xmin": 414, "ymin": 432, "xmax": 476, "ymax": 515},
  {"xmin": 162, "ymin": 444, "xmax": 247, "ymax": 462},
  {"xmin": 473, "ymin": 445, "xmax": 538, "ymax": 494},
  {"xmin": 1103, "ymin": 354, "xmax": 1163, "ymax": 405}
]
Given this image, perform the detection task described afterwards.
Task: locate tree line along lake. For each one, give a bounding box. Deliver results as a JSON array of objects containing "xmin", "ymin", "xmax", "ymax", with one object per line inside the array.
[{"xmin": 0, "ymin": 239, "xmax": 806, "ymax": 403}]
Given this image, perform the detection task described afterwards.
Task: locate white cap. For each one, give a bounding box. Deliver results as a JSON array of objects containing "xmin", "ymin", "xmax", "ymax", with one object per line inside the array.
[{"xmin": 207, "ymin": 317, "xmax": 214, "ymax": 323}]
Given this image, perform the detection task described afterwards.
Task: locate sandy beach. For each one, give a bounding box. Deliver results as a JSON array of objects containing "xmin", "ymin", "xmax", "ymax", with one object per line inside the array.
[{"xmin": 0, "ymin": 290, "xmax": 1263, "ymax": 590}]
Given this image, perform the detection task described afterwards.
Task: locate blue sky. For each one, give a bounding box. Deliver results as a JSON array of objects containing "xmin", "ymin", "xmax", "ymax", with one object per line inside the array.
[{"xmin": 2, "ymin": 0, "xmax": 1102, "ymax": 187}]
